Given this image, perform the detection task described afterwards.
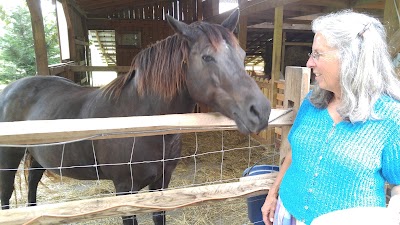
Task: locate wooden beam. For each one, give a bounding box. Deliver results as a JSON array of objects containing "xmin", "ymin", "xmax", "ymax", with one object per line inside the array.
[
  {"xmin": 384, "ymin": 0, "xmax": 400, "ymax": 57},
  {"xmin": 197, "ymin": 0, "xmax": 202, "ymax": 20},
  {"xmin": 281, "ymin": 32, "xmax": 286, "ymax": 76},
  {"xmin": 70, "ymin": 65, "xmax": 130, "ymax": 72},
  {"xmin": 284, "ymin": 41, "xmax": 312, "ymax": 46},
  {"xmin": 87, "ymin": 18, "xmax": 168, "ymax": 31},
  {"xmin": 61, "ymin": 0, "xmax": 76, "ymax": 61},
  {"xmin": 284, "ymin": 19, "xmax": 314, "ymax": 25},
  {"xmin": 270, "ymin": 6, "xmax": 284, "ymax": 108},
  {"xmin": 248, "ymin": 22, "xmax": 311, "ymax": 30},
  {"xmin": 66, "ymin": 0, "xmax": 87, "ymax": 18},
  {"xmin": 300, "ymin": 0, "xmax": 350, "ymax": 8},
  {"xmin": 238, "ymin": 15, "xmax": 248, "ymax": 50},
  {"xmin": 389, "ymin": 29, "xmax": 400, "ymax": 57},
  {"xmin": 240, "ymin": 0, "xmax": 302, "ymax": 16},
  {"xmin": 74, "ymin": 39, "xmax": 89, "ymax": 46},
  {"xmin": 0, "ymin": 173, "xmax": 277, "ymax": 225},
  {"xmin": 353, "ymin": 0, "xmax": 385, "ymax": 9},
  {"xmin": 26, "ymin": 0, "xmax": 49, "ymax": 75},
  {"xmin": 48, "ymin": 63, "xmax": 68, "ymax": 75},
  {"xmin": 0, "ymin": 110, "xmax": 293, "ymax": 146}
]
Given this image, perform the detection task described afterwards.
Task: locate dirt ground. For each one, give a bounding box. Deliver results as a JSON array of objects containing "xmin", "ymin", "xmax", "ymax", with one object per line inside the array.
[{"xmin": 9, "ymin": 130, "xmax": 280, "ymax": 225}]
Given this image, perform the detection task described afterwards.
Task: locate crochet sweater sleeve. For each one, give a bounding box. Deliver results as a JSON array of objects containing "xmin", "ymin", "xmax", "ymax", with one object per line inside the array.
[{"xmin": 381, "ymin": 106, "xmax": 400, "ymax": 185}]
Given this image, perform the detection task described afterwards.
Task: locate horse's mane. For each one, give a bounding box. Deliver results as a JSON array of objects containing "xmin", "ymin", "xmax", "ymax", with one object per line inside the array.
[{"xmin": 101, "ymin": 20, "xmax": 239, "ymax": 101}]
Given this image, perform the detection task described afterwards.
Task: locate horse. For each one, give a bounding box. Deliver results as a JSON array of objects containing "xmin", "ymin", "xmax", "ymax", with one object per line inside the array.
[{"xmin": 0, "ymin": 9, "xmax": 271, "ymax": 225}]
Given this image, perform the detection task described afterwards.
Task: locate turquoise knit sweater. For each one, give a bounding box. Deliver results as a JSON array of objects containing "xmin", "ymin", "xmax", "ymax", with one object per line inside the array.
[{"xmin": 279, "ymin": 94, "xmax": 400, "ymax": 225}]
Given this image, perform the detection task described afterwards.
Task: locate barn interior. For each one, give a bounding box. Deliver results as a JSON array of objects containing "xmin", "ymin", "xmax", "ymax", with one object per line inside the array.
[
  {"xmin": 1, "ymin": 1, "xmax": 397, "ymax": 224},
  {"xmin": 26, "ymin": 0, "xmax": 397, "ymax": 108}
]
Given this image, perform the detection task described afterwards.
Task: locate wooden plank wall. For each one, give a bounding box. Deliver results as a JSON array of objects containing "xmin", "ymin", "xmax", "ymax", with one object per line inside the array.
[
  {"xmin": 101, "ymin": 0, "xmax": 198, "ymax": 22},
  {"xmin": 63, "ymin": 0, "xmax": 89, "ymax": 82},
  {"xmin": 115, "ymin": 21, "xmax": 174, "ymax": 66},
  {"xmin": 251, "ymin": 74, "xmax": 271, "ymax": 142},
  {"xmin": 87, "ymin": 0, "xmax": 198, "ymax": 66}
]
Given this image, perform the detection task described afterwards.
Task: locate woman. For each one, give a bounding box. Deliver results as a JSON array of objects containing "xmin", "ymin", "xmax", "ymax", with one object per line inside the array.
[{"xmin": 261, "ymin": 10, "xmax": 400, "ymax": 225}]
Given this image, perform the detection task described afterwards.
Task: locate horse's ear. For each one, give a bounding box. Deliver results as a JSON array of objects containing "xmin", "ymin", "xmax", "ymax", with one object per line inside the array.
[
  {"xmin": 166, "ymin": 14, "xmax": 195, "ymax": 41},
  {"xmin": 221, "ymin": 8, "xmax": 240, "ymax": 32}
]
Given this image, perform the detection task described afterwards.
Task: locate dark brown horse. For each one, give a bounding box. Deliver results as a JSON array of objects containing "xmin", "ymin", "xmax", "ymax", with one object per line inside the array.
[{"xmin": 0, "ymin": 9, "xmax": 271, "ymax": 225}]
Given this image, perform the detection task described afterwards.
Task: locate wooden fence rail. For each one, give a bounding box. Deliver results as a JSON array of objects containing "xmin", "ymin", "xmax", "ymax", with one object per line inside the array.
[
  {"xmin": 0, "ymin": 110, "xmax": 293, "ymax": 146},
  {"xmin": 0, "ymin": 173, "xmax": 277, "ymax": 225}
]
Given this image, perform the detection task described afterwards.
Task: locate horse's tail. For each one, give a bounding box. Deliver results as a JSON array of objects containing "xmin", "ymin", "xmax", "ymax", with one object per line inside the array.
[{"xmin": 22, "ymin": 151, "xmax": 59, "ymax": 188}]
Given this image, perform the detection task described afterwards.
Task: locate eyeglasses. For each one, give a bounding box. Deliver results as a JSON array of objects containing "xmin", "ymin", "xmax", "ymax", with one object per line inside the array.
[{"xmin": 308, "ymin": 51, "xmax": 336, "ymax": 61}]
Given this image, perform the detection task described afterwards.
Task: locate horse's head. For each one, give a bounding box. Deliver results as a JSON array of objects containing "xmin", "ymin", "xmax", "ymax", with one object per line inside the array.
[{"xmin": 166, "ymin": 9, "xmax": 271, "ymax": 134}]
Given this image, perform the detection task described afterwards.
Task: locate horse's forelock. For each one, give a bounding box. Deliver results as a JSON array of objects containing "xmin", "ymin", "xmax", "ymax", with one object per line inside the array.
[{"xmin": 196, "ymin": 22, "xmax": 239, "ymax": 51}]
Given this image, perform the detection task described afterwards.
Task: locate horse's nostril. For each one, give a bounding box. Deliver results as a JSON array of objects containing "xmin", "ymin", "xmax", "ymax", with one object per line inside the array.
[{"xmin": 250, "ymin": 105, "xmax": 260, "ymax": 119}]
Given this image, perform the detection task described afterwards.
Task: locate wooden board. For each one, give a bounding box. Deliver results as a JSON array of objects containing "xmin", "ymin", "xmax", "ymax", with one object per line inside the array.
[
  {"xmin": 0, "ymin": 173, "xmax": 277, "ymax": 225},
  {"xmin": 0, "ymin": 110, "xmax": 293, "ymax": 146}
]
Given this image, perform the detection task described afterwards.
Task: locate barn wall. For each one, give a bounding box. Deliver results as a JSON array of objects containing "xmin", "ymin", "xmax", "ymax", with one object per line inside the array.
[
  {"xmin": 62, "ymin": 0, "xmax": 89, "ymax": 82},
  {"xmin": 86, "ymin": 0, "xmax": 199, "ymax": 66},
  {"xmin": 88, "ymin": 20, "xmax": 174, "ymax": 66},
  {"xmin": 116, "ymin": 21, "xmax": 173, "ymax": 66},
  {"xmin": 88, "ymin": 0, "xmax": 199, "ymax": 22}
]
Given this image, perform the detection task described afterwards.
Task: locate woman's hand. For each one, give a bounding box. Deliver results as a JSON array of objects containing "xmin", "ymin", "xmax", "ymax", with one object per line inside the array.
[
  {"xmin": 261, "ymin": 191, "xmax": 278, "ymax": 225},
  {"xmin": 261, "ymin": 150, "xmax": 292, "ymax": 224}
]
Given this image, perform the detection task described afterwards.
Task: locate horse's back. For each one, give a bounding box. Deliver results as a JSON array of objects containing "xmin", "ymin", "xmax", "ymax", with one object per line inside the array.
[
  {"xmin": 0, "ymin": 76, "xmax": 102, "ymax": 179},
  {"xmin": 0, "ymin": 76, "xmax": 95, "ymax": 122}
]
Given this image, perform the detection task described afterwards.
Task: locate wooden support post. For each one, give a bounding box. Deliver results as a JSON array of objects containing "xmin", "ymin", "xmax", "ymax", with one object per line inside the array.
[
  {"xmin": 197, "ymin": 0, "xmax": 202, "ymax": 20},
  {"xmin": 270, "ymin": 6, "xmax": 283, "ymax": 108},
  {"xmin": 280, "ymin": 32, "xmax": 286, "ymax": 75},
  {"xmin": 27, "ymin": 0, "xmax": 49, "ymax": 75},
  {"xmin": 238, "ymin": 15, "xmax": 248, "ymax": 51},
  {"xmin": 266, "ymin": 6, "xmax": 284, "ymax": 144},
  {"xmin": 279, "ymin": 66, "xmax": 310, "ymax": 163},
  {"xmin": 384, "ymin": 0, "xmax": 400, "ymax": 57},
  {"xmin": 61, "ymin": 0, "xmax": 76, "ymax": 63}
]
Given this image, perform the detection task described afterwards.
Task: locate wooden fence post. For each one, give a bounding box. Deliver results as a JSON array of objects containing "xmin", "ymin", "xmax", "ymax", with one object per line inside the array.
[{"xmin": 279, "ymin": 66, "xmax": 310, "ymax": 163}]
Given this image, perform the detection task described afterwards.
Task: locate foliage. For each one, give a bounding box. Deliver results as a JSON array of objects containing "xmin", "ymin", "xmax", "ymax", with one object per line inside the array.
[{"xmin": 0, "ymin": 3, "xmax": 60, "ymax": 84}]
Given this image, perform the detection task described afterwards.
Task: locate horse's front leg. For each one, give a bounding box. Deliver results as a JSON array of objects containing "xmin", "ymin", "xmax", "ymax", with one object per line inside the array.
[
  {"xmin": 148, "ymin": 179, "xmax": 167, "ymax": 225},
  {"xmin": 114, "ymin": 181, "xmax": 142, "ymax": 225},
  {"xmin": 27, "ymin": 158, "xmax": 45, "ymax": 206},
  {"xmin": 148, "ymin": 160, "xmax": 179, "ymax": 225}
]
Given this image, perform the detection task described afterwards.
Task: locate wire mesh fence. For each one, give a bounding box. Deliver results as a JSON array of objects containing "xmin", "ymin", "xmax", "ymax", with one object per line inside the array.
[{"xmin": 5, "ymin": 129, "xmax": 280, "ymax": 225}]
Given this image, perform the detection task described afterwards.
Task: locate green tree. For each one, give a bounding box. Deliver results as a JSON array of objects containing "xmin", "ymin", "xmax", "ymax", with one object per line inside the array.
[{"xmin": 0, "ymin": 3, "xmax": 60, "ymax": 84}]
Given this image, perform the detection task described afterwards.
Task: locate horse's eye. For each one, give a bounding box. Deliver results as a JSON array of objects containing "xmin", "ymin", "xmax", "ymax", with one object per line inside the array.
[{"xmin": 202, "ymin": 55, "xmax": 215, "ymax": 62}]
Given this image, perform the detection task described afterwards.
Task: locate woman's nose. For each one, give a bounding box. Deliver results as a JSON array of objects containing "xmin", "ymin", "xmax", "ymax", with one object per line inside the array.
[{"xmin": 306, "ymin": 57, "xmax": 315, "ymax": 68}]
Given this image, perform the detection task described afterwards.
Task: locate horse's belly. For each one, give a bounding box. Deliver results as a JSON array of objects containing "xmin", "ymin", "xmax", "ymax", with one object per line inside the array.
[
  {"xmin": 46, "ymin": 167, "xmax": 103, "ymax": 180},
  {"xmin": 29, "ymin": 144, "xmax": 104, "ymax": 180}
]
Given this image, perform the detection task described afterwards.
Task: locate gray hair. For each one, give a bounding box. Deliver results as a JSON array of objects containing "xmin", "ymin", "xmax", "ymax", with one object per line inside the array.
[{"xmin": 310, "ymin": 10, "xmax": 400, "ymax": 122}]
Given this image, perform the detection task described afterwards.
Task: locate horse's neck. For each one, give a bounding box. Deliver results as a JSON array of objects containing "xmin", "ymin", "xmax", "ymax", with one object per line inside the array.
[
  {"xmin": 91, "ymin": 84, "xmax": 196, "ymax": 117},
  {"xmin": 161, "ymin": 90, "xmax": 196, "ymax": 114},
  {"xmin": 129, "ymin": 88, "xmax": 196, "ymax": 115}
]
